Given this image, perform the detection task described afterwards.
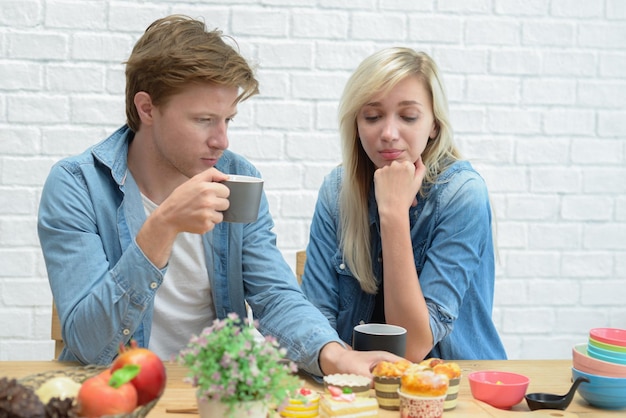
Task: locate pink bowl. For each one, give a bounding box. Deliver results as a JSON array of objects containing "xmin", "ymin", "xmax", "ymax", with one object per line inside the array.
[
  {"xmin": 468, "ymin": 371, "xmax": 530, "ymax": 409},
  {"xmin": 572, "ymin": 343, "xmax": 626, "ymax": 378},
  {"xmin": 590, "ymin": 328, "xmax": 626, "ymax": 347}
]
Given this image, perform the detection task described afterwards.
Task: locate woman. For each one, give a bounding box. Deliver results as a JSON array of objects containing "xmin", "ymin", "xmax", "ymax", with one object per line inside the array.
[{"xmin": 301, "ymin": 47, "xmax": 507, "ymax": 362}]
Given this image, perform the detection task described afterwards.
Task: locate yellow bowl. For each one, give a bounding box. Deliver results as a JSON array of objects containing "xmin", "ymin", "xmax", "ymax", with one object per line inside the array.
[{"xmin": 589, "ymin": 336, "xmax": 626, "ymax": 353}]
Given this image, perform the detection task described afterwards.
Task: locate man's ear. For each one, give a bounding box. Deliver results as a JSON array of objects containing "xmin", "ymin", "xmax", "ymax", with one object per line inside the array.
[{"xmin": 134, "ymin": 92, "xmax": 154, "ymax": 125}]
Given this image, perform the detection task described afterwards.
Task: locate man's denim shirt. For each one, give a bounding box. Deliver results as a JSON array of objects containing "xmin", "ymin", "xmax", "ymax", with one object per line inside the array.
[
  {"xmin": 301, "ymin": 162, "xmax": 507, "ymax": 360},
  {"xmin": 38, "ymin": 125, "xmax": 341, "ymax": 376}
]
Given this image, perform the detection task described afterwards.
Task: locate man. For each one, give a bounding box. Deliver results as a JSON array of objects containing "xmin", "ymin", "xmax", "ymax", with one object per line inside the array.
[{"xmin": 37, "ymin": 15, "xmax": 398, "ymax": 377}]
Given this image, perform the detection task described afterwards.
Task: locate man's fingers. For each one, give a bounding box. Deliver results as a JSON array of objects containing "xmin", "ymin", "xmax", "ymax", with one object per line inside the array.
[
  {"xmin": 192, "ymin": 169, "xmax": 231, "ymax": 199},
  {"xmin": 194, "ymin": 167, "xmax": 229, "ymax": 183}
]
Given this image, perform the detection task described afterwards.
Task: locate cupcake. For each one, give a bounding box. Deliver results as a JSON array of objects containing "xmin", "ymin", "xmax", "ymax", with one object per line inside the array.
[
  {"xmin": 371, "ymin": 359, "xmax": 413, "ymax": 410},
  {"xmin": 399, "ymin": 369, "xmax": 449, "ymax": 418},
  {"xmin": 420, "ymin": 358, "xmax": 462, "ymax": 410},
  {"xmin": 420, "ymin": 357, "xmax": 461, "ymax": 379},
  {"xmin": 372, "ymin": 359, "xmax": 413, "ymax": 378},
  {"xmin": 419, "ymin": 357, "xmax": 445, "ymax": 368},
  {"xmin": 401, "ymin": 368, "xmax": 449, "ymax": 397}
]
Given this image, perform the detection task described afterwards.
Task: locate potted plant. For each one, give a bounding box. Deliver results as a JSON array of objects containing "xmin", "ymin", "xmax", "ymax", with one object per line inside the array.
[{"xmin": 178, "ymin": 313, "xmax": 302, "ymax": 418}]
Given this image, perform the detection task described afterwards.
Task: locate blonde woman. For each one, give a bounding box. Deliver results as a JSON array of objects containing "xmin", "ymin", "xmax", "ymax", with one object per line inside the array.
[{"xmin": 301, "ymin": 48, "xmax": 506, "ymax": 362}]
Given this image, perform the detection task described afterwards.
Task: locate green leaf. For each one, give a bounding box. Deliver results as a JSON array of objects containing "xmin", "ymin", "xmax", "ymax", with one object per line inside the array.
[{"xmin": 109, "ymin": 364, "xmax": 140, "ymax": 388}]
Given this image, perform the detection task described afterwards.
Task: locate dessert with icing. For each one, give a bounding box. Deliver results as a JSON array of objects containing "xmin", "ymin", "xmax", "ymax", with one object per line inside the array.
[
  {"xmin": 279, "ymin": 387, "xmax": 320, "ymax": 418},
  {"xmin": 323, "ymin": 374, "xmax": 371, "ymax": 397},
  {"xmin": 319, "ymin": 386, "xmax": 378, "ymax": 417}
]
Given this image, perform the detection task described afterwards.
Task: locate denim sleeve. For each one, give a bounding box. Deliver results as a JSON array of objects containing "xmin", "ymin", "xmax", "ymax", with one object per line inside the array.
[
  {"xmin": 420, "ymin": 171, "xmax": 494, "ymax": 346},
  {"xmin": 37, "ymin": 162, "xmax": 162, "ymax": 365},
  {"xmin": 239, "ymin": 182, "xmax": 342, "ymax": 377}
]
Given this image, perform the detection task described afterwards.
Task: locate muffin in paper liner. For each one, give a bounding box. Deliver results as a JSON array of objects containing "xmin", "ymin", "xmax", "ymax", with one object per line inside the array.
[
  {"xmin": 398, "ymin": 390, "xmax": 445, "ymax": 418},
  {"xmin": 444, "ymin": 376, "xmax": 461, "ymax": 410},
  {"xmin": 374, "ymin": 375, "xmax": 401, "ymax": 410},
  {"xmin": 372, "ymin": 359, "xmax": 418, "ymax": 410},
  {"xmin": 420, "ymin": 358, "xmax": 462, "ymax": 410},
  {"xmin": 401, "ymin": 368, "xmax": 449, "ymax": 398}
]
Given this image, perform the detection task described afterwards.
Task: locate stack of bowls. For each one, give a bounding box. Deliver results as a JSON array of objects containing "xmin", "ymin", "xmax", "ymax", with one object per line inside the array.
[
  {"xmin": 588, "ymin": 328, "xmax": 626, "ymax": 365},
  {"xmin": 571, "ymin": 327, "xmax": 626, "ymax": 410}
]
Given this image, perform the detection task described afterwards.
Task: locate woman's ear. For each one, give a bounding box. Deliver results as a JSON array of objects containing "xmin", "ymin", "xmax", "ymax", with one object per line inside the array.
[
  {"xmin": 429, "ymin": 121, "xmax": 439, "ymax": 140},
  {"xmin": 134, "ymin": 92, "xmax": 154, "ymax": 125}
]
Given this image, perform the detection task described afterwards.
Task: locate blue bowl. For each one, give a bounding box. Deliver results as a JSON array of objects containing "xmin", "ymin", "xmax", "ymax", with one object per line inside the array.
[
  {"xmin": 572, "ymin": 368, "xmax": 626, "ymax": 410},
  {"xmin": 587, "ymin": 343, "xmax": 626, "ymax": 365}
]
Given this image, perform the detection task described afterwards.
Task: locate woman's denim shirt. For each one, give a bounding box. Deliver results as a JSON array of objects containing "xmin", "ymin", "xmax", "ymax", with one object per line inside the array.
[
  {"xmin": 37, "ymin": 125, "xmax": 341, "ymax": 376},
  {"xmin": 301, "ymin": 162, "xmax": 507, "ymax": 360}
]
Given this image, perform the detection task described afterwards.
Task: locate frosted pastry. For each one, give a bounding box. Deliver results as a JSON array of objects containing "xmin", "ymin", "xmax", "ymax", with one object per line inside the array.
[
  {"xmin": 323, "ymin": 374, "xmax": 371, "ymax": 397},
  {"xmin": 279, "ymin": 387, "xmax": 320, "ymax": 417},
  {"xmin": 319, "ymin": 386, "xmax": 378, "ymax": 417}
]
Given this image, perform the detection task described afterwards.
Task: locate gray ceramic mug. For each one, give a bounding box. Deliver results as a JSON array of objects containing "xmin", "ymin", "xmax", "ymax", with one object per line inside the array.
[
  {"xmin": 352, "ymin": 323, "xmax": 407, "ymax": 357},
  {"xmin": 221, "ymin": 175, "xmax": 264, "ymax": 223}
]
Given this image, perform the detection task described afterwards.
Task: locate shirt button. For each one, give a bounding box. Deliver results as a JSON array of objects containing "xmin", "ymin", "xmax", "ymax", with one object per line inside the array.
[
  {"xmin": 150, "ymin": 282, "xmax": 158, "ymax": 289},
  {"xmin": 122, "ymin": 328, "xmax": 130, "ymax": 336},
  {"xmin": 339, "ymin": 263, "xmax": 346, "ymax": 270}
]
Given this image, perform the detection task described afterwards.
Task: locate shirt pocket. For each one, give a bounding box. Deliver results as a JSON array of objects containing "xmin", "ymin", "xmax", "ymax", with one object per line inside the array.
[{"xmin": 332, "ymin": 252, "xmax": 358, "ymax": 311}]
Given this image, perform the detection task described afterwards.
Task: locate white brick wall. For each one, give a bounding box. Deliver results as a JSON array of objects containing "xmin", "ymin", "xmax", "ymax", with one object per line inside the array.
[{"xmin": 1, "ymin": 0, "xmax": 624, "ymax": 361}]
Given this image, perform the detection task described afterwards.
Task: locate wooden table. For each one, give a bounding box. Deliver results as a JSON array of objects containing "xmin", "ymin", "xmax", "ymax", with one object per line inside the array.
[{"xmin": 1, "ymin": 359, "xmax": 623, "ymax": 417}]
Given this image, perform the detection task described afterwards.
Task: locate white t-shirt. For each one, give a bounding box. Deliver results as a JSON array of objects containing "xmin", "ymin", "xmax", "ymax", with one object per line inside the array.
[{"xmin": 141, "ymin": 195, "xmax": 215, "ymax": 360}]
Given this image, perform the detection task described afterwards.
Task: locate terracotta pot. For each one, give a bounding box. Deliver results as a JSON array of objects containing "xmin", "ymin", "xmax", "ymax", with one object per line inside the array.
[{"xmin": 197, "ymin": 396, "xmax": 268, "ymax": 418}]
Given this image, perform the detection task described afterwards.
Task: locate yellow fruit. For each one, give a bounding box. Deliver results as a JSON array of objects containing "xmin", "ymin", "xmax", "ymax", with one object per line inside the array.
[{"xmin": 35, "ymin": 376, "xmax": 82, "ymax": 403}]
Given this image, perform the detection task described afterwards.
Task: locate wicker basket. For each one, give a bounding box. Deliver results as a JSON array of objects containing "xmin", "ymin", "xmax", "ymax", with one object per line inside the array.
[{"xmin": 19, "ymin": 365, "xmax": 159, "ymax": 418}]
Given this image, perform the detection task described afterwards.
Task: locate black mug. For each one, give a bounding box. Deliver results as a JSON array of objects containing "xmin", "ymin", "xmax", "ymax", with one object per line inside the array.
[{"xmin": 352, "ymin": 323, "xmax": 407, "ymax": 357}]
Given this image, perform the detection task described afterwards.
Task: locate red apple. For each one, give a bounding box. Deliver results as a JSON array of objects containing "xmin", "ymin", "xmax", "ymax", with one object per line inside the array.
[
  {"xmin": 77, "ymin": 367, "xmax": 138, "ymax": 417},
  {"xmin": 111, "ymin": 340, "xmax": 166, "ymax": 405}
]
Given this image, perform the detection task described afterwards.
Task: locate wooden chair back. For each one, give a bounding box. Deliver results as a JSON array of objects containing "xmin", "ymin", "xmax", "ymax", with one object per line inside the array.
[
  {"xmin": 296, "ymin": 250, "xmax": 306, "ymax": 285},
  {"xmin": 51, "ymin": 301, "xmax": 64, "ymax": 359}
]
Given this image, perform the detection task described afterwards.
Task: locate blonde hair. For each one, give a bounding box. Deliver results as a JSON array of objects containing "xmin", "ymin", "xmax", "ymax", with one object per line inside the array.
[
  {"xmin": 124, "ymin": 15, "xmax": 259, "ymax": 132},
  {"xmin": 338, "ymin": 48, "xmax": 461, "ymax": 294}
]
